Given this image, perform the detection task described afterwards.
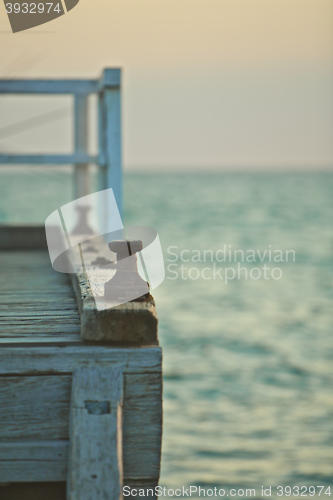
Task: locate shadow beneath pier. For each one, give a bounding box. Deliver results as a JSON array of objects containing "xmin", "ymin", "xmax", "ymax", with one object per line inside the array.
[{"xmin": 0, "ymin": 482, "xmax": 66, "ymax": 500}]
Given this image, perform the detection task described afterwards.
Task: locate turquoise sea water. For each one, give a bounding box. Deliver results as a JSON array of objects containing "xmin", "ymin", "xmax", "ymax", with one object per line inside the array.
[
  {"xmin": 0, "ymin": 171, "xmax": 333, "ymax": 497},
  {"xmin": 125, "ymin": 172, "xmax": 333, "ymax": 498}
]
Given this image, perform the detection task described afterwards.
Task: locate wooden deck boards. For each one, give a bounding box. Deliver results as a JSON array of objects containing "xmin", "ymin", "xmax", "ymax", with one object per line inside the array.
[
  {"xmin": 0, "ymin": 250, "xmax": 81, "ymax": 342},
  {"xmin": 0, "ymin": 232, "xmax": 162, "ymax": 495}
]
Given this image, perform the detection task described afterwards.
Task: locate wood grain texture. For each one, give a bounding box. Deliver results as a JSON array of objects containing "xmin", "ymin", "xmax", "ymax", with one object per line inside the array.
[
  {"xmin": 0, "ymin": 250, "xmax": 81, "ymax": 342},
  {"xmin": 74, "ymin": 271, "xmax": 158, "ymax": 343},
  {"xmin": 123, "ymin": 373, "xmax": 162, "ymax": 482},
  {"xmin": 0, "ymin": 370, "xmax": 162, "ymax": 483},
  {"xmin": 0, "ymin": 346, "xmax": 162, "ymax": 375},
  {"xmin": 69, "ymin": 236, "xmax": 158, "ymax": 343},
  {"xmin": 0, "ymin": 226, "xmax": 159, "ymax": 344},
  {"xmin": 0, "ymin": 225, "xmax": 162, "ymax": 489},
  {"xmin": 0, "ymin": 461, "xmax": 67, "ymax": 483},
  {"xmin": 67, "ymin": 368, "xmax": 123, "ymax": 500},
  {"xmin": 0, "ymin": 375, "xmax": 71, "ymax": 441},
  {"xmin": 0, "ymin": 441, "xmax": 68, "ymax": 482},
  {"xmin": 0, "ymin": 440, "xmax": 68, "ymax": 460}
]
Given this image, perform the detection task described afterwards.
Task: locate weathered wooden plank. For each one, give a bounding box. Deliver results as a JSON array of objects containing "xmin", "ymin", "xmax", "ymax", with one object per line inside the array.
[
  {"xmin": 0, "ymin": 440, "xmax": 68, "ymax": 460},
  {"xmin": 0, "ymin": 249, "xmax": 82, "ymax": 340},
  {"xmin": 0, "ymin": 346, "xmax": 162, "ymax": 375},
  {"xmin": 72, "ymin": 271, "xmax": 158, "ymax": 343},
  {"xmin": 0, "ymin": 370, "xmax": 161, "ymax": 483},
  {"xmin": 68, "ymin": 236, "xmax": 158, "ymax": 343},
  {"xmin": 74, "ymin": 94, "xmax": 90, "ymax": 199},
  {"xmin": 0, "ymin": 294, "xmax": 77, "ymax": 305},
  {"xmin": 0, "ymin": 314, "xmax": 78, "ymax": 323},
  {"xmin": 0, "ymin": 458, "xmax": 162, "ymax": 485},
  {"xmin": 0, "ymin": 311, "xmax": 79, "ymax": 318},
  {"xmin": 123, "ymin": 373, "xmax": 162, "ymax": 481},
  {"xmin": 0, "ymin": 71, "xmax": 121, "ymax": 95},
  {"xmin": 0, "ymin": 79, "xmax": 100, "ymax": 94},
  {"xmin": 1, "ymin": 290, "xmax": 76, "ymax": 296},
  {"xmin": 0, "ymin": 285, "xmax": 73, "ymax": 294},
  {"xmin": 0, "ymin": 249, "xmax": 49, "ymax": 263},
  {"xmin": 0, "ymin": 337, "xmax": 82, "ymax": 344},
  {"xmin": 0, "ymin": 441, "xmax": 67, "ymax": 482},
  {"xmin": 0, "ymin": 326, "xmax": 80, "ymax": 337},
  {"xmin": 0, "ymin": 153, "xmax": 97, "ymax": 165},
  {"xmin": 0, "ymin": 376, "xmax": 71, "ymax": 441},
  {"xmin": 0, "ymin": 303, "xmax": 77, "ymax": 312},
  {"xmin": 0, "ymin": 268, "xmax": 65, "ymax": 277},
  {"xmin": 0, "ymin": 461, "xmax": 67, "ymax": 483},
  {"xmin": 0, "ymin": 311, "xmax": 80, "ymax": 324},
  {"xmin": 0, "ymin": 328, "xmax": 79, "ymax": 336},
  {"xmin": 0, "ymin": 232, "xmax": 159, "ymax": 344},
  {"xmin": 99, "ymin": 71, "xmax": 122, "ymax": 215},
  {"xmin": 67, "ymin": 368, "xmax": 123, "ymax": 500}
]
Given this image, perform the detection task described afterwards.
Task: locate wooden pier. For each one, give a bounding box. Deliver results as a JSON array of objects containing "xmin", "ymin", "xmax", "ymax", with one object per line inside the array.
[{"xmin": 0, "ymin": 71, "xmax": 162, "ymax": 500}]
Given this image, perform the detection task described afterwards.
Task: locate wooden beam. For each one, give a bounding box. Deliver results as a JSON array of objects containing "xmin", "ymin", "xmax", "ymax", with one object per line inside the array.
[
  {"xmin": 0, "ymin": 153, "xmax": 97, "ymax": 165},
  {"xmin": 99, "ymin": 69, "xmax": 122, "ymax": 217},
  {"xmin": 0, "ymin": 372, "xmax": 162, "ymax": 484},
  {"xmin": 0, "ymin": 442, "xmax": 68, "ymax": 482},
  {"xmin": 0, "ymin": 461, "xmax": 66, "ymax": 483},
  {"xmin": 0, "ymin": 346, "xmax": 162, "ymax": 375},
  {"xmin": 67, "ymin": 234, "xmax": 158, "ymax": 343},
  {"xmin": 0, "ymin": 441, "xmax": 68, "ymax": 461},
  {"xmin": 74, "ymin": 94, "xmax": 90, "ymax": 198},
  {"xmin": 67, "ymin": 368, "xmax": 123, "ymax": 500},
  {"xmin": 98, "ymin": 69, "xmax": 121, "ymax": 91},
  {"xmin": 0, "ymin": 80, "xmax": 100, "ymax": 94},
  {"xmin": 70, "ymin": 271, "xmax": 158, "ymax": 343},
  {"xmin": 0, "ymin": 71, "xmax": 120, "ymax": 95}
]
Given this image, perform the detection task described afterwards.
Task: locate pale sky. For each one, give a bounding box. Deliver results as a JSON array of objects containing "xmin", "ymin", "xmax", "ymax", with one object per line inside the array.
[{"xmin": 0, "ymin": 0, "xmax": 332, "ymax": 170}]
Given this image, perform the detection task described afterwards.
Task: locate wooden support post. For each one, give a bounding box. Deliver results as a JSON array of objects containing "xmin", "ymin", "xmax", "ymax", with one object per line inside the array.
[
  {"xmin": 67, "ymin": 367, "xmax": 123, "ymax": 500},
  {"xmin": 98, "ymin": 69, "xmax": 122, "ymax": 217},
  {"xmin": 74, "ymin": 94, "xmax": 90, "ymax": 199}
]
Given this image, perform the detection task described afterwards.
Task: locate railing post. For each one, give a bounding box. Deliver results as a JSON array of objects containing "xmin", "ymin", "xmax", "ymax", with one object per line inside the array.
[
  {"xmin": 74, "ymin": 93, "xmax": 90, "ymax": 199},
  {"xmin": 67, "ymin": 367, "xmax": 123, "ymax": 500},
  {"xmin": 98, "ymin": 69, "xmax": 122, "ymax": 217}
]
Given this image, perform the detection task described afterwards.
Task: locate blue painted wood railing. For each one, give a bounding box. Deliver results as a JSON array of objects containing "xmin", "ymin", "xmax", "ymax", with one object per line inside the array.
[{"xmin": 0, "ymin": 68, "xmax": 123, "ymax": 217}]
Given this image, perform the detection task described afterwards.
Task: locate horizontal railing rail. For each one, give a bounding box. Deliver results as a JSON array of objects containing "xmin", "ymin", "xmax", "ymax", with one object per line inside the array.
[
  {"xmin": 0, "ymin": 153, "xmax": 99, "ymax": 165},
  {"xmin": 0, "ymin": 71, "xmax": 120, "ymax": 95},
  {"xmin": 0, "ymin": 79, "xmax": 99, "ymax": 94}
]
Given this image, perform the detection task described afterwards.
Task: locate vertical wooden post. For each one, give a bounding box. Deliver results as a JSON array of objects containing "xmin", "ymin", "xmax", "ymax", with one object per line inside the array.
[
  {"xmin": 74, "ymin": 93, "xmax": 90, "ymax": 199},
  {"xmin": 98, "ymin": 93, "xmax": 107, "ymax": 197},
  {"xmin": 67, "ymin": 367, "xmax": 123, "ymax": 500},
  {"xmin": 98, "ymin": 69, "xmax": 122, "ymax": 218}
]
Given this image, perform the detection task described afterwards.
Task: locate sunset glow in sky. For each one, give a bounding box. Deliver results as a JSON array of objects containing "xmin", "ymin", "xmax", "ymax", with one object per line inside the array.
[{"xmin": 0, "ymin": 0, "xmax": 332, "ymax": 169}]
